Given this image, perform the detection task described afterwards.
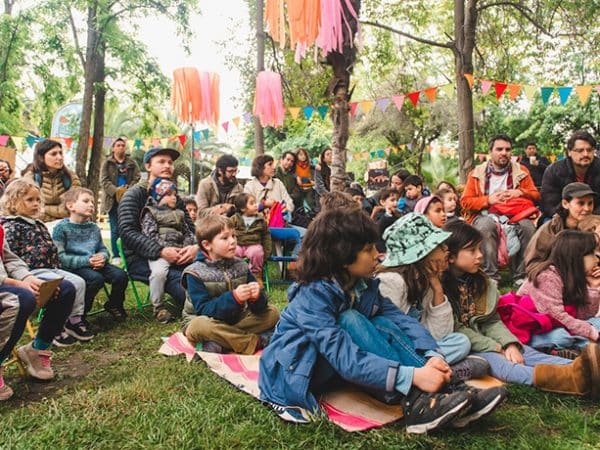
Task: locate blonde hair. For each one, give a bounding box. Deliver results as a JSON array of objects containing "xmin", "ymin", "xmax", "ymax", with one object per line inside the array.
[
  {"xmin": 577, "ymin": 215, "xmax": 600, "ymax": 233},
  {"xmin": 0, "ymin": 179, "xmax": 42, "ymax": 216},
  {"xmin": 62, "ymin": 187, "xmax": 94, "ymax": 207}
]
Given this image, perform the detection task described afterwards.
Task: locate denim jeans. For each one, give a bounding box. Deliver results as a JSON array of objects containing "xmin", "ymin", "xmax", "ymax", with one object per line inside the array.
[
  {"xmin": 71, "ymin": 264, "xmax": 127, "ymax": 314},
  {"xmin": 108, "ymin": 203, "xmax": 120, "ymax": 258},
  {"xmin": 437, "ymin": 332, "xmax": 471, "ymax": 365},
  {"xmin": 31, "ymin": 268, "xmax": 86, "ymax": 318},
  {"xmin": 269, "ymin": 226, "xmax": 305, "ymax": 257},
  {"xmin": 529, "ymin": 318, "xmax": 600, "ymax": 350},
  {"xmin": 473, "ymin": 345, "xmax": 571, "ymax": 385}
]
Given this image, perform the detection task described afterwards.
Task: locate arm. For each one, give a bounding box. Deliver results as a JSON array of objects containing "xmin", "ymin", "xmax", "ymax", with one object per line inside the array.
[
  {"xmin": 516, "ymin": 168, "xmax": 541, "ymax": 202},
  {"xmin": 100, "ymin": 160, "xmax": 117, "ymax": 197},
  {"xmin": 185, "ymin": 273, "xmax": 244, "ymax": 323},
  {"xmin": 262, "ymin": 221, "xmax": 272, "ymax": 258},
  {"xmin": 118, "ymin": 187, "xmax": 163, "ymax": 260},
  {"xmin": 95, "ymin": 227, "xmax": 111, "ymax": 262},
  {"xmin": 460, "ymin": 173, "xmax": 489, "ymax": 213},
  {"xmin": 422, "ymin": 291, "xmax": 455, "ymax": 341},
  {"xmin": 479, "ymin": 312, "xmax": 522, "ymax": 349},
  {"xmin": 246, "ymin": 271, "xmax": 268, "ymax": 313},
  {"xmin": 0, "ymin": 241, "xmax": 32, "ymax": 283},
  {"xmin": 454, "ymin": 319, "xmax": 503, "ymax": 353}
]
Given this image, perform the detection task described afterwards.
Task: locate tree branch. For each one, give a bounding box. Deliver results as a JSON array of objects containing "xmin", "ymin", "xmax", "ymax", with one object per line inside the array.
[
  {"xmin": 68, "ymin": 7, "xmax": 86, "ymax": 68},
  {"xmin": 476, "ymin": 1, "xmax": 553, "ymax": 37},
  {"xmin": 360, "ymin": 20, "xmax": 454, "ymax": 50}
]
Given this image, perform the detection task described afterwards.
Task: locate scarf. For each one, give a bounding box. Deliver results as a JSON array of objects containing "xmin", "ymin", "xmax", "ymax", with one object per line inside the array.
[
  {"xmin": 213, "ymin": 170, "xmax": 237, "ymax": 204},
  {"xmin": 484, "ymin": 161, "xmax": 513, "ymax": 195}
]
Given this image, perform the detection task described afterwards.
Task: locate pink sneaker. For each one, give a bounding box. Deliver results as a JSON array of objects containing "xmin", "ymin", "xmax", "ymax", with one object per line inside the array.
[
  {"xmin": 0, "ymin": 365, "xmax": 14, "ymax": 401},
  {"xmin": 17, "ymin": 342, "xmax": 55, "ymax": 381}
]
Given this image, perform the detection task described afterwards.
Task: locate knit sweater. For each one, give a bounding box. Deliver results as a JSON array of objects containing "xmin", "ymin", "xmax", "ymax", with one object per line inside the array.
[
  {"xmin": 0, "ymin": 215, "xmax": 60, "ymax": 269},
  {"xmin": 517, "ymin": 265, "xmax": 600, "ymax": 341},
  {"xmin": 52, "ymin": 219, "xmax": 110, "ymax": 269}
]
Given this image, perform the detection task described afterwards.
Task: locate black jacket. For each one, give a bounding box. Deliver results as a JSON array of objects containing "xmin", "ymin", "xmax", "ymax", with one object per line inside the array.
[
  {"xmin": 520, "ymin": 155, "xmax": 550, "ymax": 189},
  {"xmin": 117, "ymin": 180, "xmax": 195, "ymax": 263},
  {"xmin": 541, "ymin": 157, "xmax": 600, "ymax": 217}
]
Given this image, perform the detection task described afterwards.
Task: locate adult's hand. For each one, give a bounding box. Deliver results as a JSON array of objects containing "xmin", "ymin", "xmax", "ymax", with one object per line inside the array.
[
  {"xmin": 160, "ymin": 247, "xmax": 181, "ymax": 264},
  {"xmin": 412, "ymin": 357, "xmax": 451, "ymax": 393},
  {"xmin": 262, "ymin": 198, "xmax": 275, "ymax": 209},
  {"xmin": 504, "ymin": 189, "xmax": 523, "ymax": 199},
  {"xmin": 488, "ymin": 191, "xmax": 507, "ymax": 205},
  {"xmin": 177, "ymin": 245, "xmax": 198, "ymax": 265}
]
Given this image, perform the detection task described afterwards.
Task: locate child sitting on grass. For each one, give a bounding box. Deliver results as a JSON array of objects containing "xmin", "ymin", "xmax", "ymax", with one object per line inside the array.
[
  {"xmin": 141, "ymin": 178, "xmax": 196, "ymax": 323},
  {"xmin": 53, "ymin": 187, "xmax": 128, "ymax": 322},
  {"xmin": 0, "ymin": 180, "xmax": 91, "ymax": 347},
  {"xmin": 442, "ymin": 220, "xmax": 600, "ymax": 398},
  {"xmin": 230, "ymin": 193, "xmax": 272, "ymax": 287},
  {"xmin": 0, "ymin": 227, "xmax": 75, "ymax": 400},
  {"xmin": 181, "ymin": 214, "xmax": 279, "ymax": 354},
  {"xmin": 371, "ymin": 187, "xmax": 401, "ymax": 252},
  {"xmin": 259, "ymin": 208, "xmax": 505, "ymax": 434}
]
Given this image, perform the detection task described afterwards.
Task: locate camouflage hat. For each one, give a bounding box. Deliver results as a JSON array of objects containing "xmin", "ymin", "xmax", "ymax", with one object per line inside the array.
[{"xmin": 381, "ymin": 213, "xmax": 451, "ymax": 266}]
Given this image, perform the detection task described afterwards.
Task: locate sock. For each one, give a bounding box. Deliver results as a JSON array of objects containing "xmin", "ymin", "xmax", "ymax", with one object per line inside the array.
[
  {"xmin": 69, "ymin": 316, "xmax": 83, "ymax": 325},
  {"xmin": 32, "ymin": 338, "xmax": 51, "ymax": 351}
]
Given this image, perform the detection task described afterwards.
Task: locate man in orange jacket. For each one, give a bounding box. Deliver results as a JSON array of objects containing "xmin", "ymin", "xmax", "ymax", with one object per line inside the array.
[{"xmin": 461, "ymin": 134, "xmax": 540, "ymax": 283}]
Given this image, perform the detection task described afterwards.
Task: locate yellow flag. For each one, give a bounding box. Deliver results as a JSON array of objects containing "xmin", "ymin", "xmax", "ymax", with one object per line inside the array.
[
  {"xmin": 288, "ymin": 107, "xmax": 301, "ymax": 119},
  {"xmin": 232, "ymin": 117, "xmax": 241, "ymax": 128},
  {"xmin": 440, "ymin": 84, "xmax": 454, "ymax": 98},
  {"xmin": 160, "ymin": 138, "xmax": 168, "ymax": 148},
  {"xmin": 523, "ymin": 85, "xmax": 537, "ymax": 100},
  {"xmin": 463, "ymin": 73, "xmax": 474, "ymax": 88},
  {"xmin": 11, "ymin": 136, "xmax": 23, "ymax": 150},
  {"xmin": 575, "ymin": 86, "xmax": 593, "ymax": 105},
  {"xmin": 360, "ymin": 101, "xmax": 374, "ymax": 114}
]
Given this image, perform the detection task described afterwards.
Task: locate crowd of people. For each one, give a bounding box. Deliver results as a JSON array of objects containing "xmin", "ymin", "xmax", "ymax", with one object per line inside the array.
[{"xmin": 1, "ymin": 130, "xmax": 600, "ymax": 435}]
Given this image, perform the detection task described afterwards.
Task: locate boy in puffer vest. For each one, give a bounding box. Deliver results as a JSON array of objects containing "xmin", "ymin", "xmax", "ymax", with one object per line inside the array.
[
  {"xmin": 181, "ymin": 214, "xmax": 279, "ymax": 354},
  {"xmin": 141, "ymin": 179, "xmax": 196, "ymax": 323}
]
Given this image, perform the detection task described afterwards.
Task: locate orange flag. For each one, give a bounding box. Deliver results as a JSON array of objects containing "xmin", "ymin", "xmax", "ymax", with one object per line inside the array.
[
  {"xmin": 423, "ymin": 87, "xmax": 438, "ymax": 102},
  {"xmin": 575, "ymin": 86, "xmax": 593, "ymax": 105},
  {"xmin": 508, "ymin": 84, "xmax": 522, "ymax": 101},
  {"xmin": 463, "ymin": 73, "xmax": 474, "ymax": 88},
  {"xmin": 360, "ymin": 101, "xmax": 374, "ymax": 114}
]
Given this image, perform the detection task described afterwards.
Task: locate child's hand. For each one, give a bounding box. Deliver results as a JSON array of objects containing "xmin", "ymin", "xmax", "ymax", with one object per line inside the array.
[
  {"xmin": 412, "ymin": 357, "xmax": 451, "ymax": 393},
  {"xmin": 503, "ymin": 344, "xmax": 524, "ymax": 364},
  {"xmin": 247, "ymin": 282, "xmax": 261, "ymax": 301},
  {"xmin": 89, "ymin": 253, "xmax": 106, "ymax": 269},
  {"xmin": 21, "ymin": 276, "xmax": 42, "ymax": 297},
  {"xmin": 234, "ymin": 284, "xmax": 253, "ymax": 303}
]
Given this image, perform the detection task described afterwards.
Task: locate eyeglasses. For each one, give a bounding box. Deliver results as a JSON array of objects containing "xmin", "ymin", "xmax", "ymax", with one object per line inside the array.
[
  {"xmin": 225, "ymin": 168, "xmax": 238, "ymax": 175},
  {"xmin": 570, "ymin": 147, "xmax": 595, "ymax": 154}
]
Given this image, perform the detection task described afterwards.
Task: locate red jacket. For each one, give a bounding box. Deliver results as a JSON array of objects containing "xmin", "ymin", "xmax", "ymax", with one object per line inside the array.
[{"xmin": 461, "ymin": 162, "xmax": 540, "ymax": 223}]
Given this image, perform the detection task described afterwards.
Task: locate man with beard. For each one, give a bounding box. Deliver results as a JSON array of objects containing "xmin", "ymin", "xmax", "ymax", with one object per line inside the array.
[
  {"xmin": 461, "ymin": 134, "xmax": 540, "ymax": 283},
  {"xmin": 541, "ymin": 130, "xmax": 600, "ymax": 218},
  {"xmin": 196, "ymin": 154, "xmax": 243, "ymax": 217}
]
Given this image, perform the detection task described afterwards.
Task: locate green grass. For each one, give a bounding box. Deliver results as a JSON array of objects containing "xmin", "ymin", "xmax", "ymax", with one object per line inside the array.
[{"xmin": 1, "ymin": 279, "xmax": 600, "ymax": 449}]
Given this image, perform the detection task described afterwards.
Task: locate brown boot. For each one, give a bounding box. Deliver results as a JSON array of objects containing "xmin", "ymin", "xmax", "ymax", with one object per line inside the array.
[{"xmin": 533, "ymin": 343, "xmax": 600, "ymax": 397}]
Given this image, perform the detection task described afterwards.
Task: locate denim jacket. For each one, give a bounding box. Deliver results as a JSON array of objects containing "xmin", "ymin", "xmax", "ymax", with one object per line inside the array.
[{"xmin": 258, "ymin": 278, "xmax": 439, "ymax": 413}]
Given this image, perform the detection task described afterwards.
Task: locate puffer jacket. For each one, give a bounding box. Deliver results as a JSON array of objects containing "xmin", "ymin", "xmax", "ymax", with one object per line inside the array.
[
  {"xmin": 258, "ymin": 278, "xmax": 439, "ymax": 413},
  {"xmin": 100, "ymin": 155, "xmax": 141, "ymax": 214},
  {"xmin": 140, "ymin": 198, "xmax": 196, "ymax": 248},
  {"xmin": 24, "ymin": 169, "xmax": 81, "ymax": 222}
]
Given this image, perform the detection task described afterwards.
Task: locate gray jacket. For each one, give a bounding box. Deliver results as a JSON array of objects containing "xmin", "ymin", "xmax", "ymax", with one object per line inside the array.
[{"xmin": 0, "ymin": 240, "xmax": 33, "ymax": 285}]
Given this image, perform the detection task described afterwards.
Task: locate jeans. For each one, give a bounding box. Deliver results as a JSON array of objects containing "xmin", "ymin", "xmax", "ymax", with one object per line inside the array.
[
  {"xmin": 128, "ymin": 258, "xmax": 187, "ymax": 306},
  {"xmin": 269, "ymin": 226, "xmax": 305, "ymax": 257},
  {"xmin": 0, "ymin": 284, "xmax": 74, "ymax": 359},
  {"xmin": 108, "ymin": 203, "xmax": 119, "ymax": 258},
  {"xmin": 31, "ymin": 268, "xmax": 86, "ymax": 318},
  {"xmin": 473, "ymin": 345, "xmax": 571, "ymax": 385},
  {"xmin": 71, "ymin": 264, "xmax": 128, "ymax": 314},
  {"xmin": 529, "ymin": 318, "xmax": 600, "ymax": 350},
  {"xmin": 437, "ymin": 332, "xmax": 471, "ymax": 365}
]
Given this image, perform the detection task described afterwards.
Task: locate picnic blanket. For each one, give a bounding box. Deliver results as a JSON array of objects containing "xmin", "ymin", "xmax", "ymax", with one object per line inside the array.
[{"xmin": 159, "ymin": 332, "xmax": 502, "ymax": 432}]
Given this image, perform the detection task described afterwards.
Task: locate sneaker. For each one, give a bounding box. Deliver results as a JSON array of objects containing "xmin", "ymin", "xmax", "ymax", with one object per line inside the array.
[
  {"xmin": 111, "ymin": 257, "xmax": 122, "ymax": 266},
  {"xmin": 446, "ymin": 383, "xmax": 508, "ymax": 428},
  {"xmin": 450, "ymin": 355, "xmax": 491, "ymax": 382},
  {"xmin": 201, "ymin": 340, "xmax": 223, "ymax": 353},
  {"xmin": 65, "ymin": 321, "xmax": 95, "ymax": 341},
  {"xmin": 16, "ymin": 342, "xmax": 55, "ymax": 381},
  {"xmin": 104, "ymin": 302, "xmax": 127, "ymax": 322},
  {"xmin": 0, "ymin": 366, "xmax": 14, "ymax": 401},
  {"xmin": 53, "ymin": 331, "xmax": 78, "ymax": 348},
  {"xmin": 267, "ymin": 401, "xmax": 310, "ymax": 423},
  {"xmin": 155, "ymin": 308, "xmax": 173, "ymax": 324},
  {"xmin": 402, "ymin": 388, "xmax": 471, "ymax": 434}
]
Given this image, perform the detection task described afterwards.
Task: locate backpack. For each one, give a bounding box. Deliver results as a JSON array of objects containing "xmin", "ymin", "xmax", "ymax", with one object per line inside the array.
[{"xmin": 33, "ymin": 171, "xmax": 72, "ymax": 190}]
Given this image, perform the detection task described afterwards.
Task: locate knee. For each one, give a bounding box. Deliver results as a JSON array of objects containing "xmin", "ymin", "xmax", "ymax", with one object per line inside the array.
[
  {"xmin": 446, "ymin": 332, "xmax": 471, "ymax": 360},
  {"xmin": 262, "ymin": 305, "xmax": 280, "ymax": 328},
  {"xmin": 248, "ymin": 246, "xmax": 264, "ymax": 259},
  {"xmin": 338, "ymin": 309, "xmax": 367, "ymax": 329},
  {"xmin": 474, "ymin": 216, "xmax": 497, "ymax": 235},
  {"xmin": 18, "ymin": 292, "xmax": 36, "ymax": 316},
  {"xmin": 87, "ymin": 273, "xmax": 105, "ymax": 289},
  {"xmin": 113, "ymin": 269, "xmax": 128, "ymax": 285},
  {"xmin": 185, "ymin": 316, "xmax": 213, "ymax": 343},
  {"xmin": 59, "ymin": 280, "xmax": 76, "ymax": 301}
]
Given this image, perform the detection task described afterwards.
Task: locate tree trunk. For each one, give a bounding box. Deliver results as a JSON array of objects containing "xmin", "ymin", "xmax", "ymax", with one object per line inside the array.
[
  {"xmin": 88, "ymin": 43, "xmax": 105, "ymax": 218},
  {"xmin": 3, "ymin": 0, "xmax": 14, "ymax": 15},
  {"xmin": 254, "ymin": 0, "xmax": 265, "ymax": 155},
  {"xmin": 75, "ymin": 3, "xmax": 99, "ymax": 183},
  {"xmin": 454, "ymin": 0, "xmax": 477, "ymax": 183}
]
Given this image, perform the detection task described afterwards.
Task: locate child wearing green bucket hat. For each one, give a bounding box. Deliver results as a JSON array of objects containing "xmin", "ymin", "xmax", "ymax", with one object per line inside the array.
[{"xmin": 377, "ymin": 213, "xmax": 490, "ymax": 381}]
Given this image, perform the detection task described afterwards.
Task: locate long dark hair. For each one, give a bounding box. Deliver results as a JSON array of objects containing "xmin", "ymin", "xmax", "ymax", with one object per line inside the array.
[
  {"xmin": 530, "ymin": 230, "xmax": 597, "ymax": 307},
  {"xmin": 251, "ymin": 154, "xmax": 274, "ymax": 178},
  {"xmin": 376, "ymin": 259, "xmax": 431, "ymax": 307},
  {"xmin": 318, "ymin": 148, "xmax": 331, "ymax": 189},
  {"xmin": 441, "ymin": 221, "xmax": 488, "ymax": 309},
  {"xmin": 297, "ymin": 208, "xmax": 379, "ymax": 288},
  {"xmin": 32, "ymin": 139, "xmax": 74, "ymax": 181}
]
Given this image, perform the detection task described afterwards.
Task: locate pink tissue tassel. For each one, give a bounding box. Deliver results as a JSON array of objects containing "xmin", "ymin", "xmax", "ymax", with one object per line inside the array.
[
  {"xmin": 253, "ymin": 71, "xmax": 285, "ymax": 128},
  {"xmin": 316, "ymin": 0, "xmax": 361, "ymax": 56}
]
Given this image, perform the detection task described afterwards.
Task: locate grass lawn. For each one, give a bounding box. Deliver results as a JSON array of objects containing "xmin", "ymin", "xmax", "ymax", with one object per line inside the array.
[{"xmin": 2, "ymin": 278, "xmax": 600, "ymax": 449}]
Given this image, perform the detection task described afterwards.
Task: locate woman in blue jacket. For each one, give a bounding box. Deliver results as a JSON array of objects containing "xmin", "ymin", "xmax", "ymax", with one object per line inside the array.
[{"xmin": 258, "ymin": 208, "xmax": 506, "ymax": 434}]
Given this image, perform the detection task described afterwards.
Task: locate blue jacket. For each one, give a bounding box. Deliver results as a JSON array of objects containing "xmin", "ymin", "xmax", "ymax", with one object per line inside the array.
[{"xmin": 258, "ymin": 278, "xmax": 439, "ymax": 413}]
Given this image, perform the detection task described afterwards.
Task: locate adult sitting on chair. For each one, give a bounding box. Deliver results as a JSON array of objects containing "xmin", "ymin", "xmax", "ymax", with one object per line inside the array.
[
  {"xmin": 461, "ymin": 134, "xmax": 540, "ymax": 284},
  {"xmin": 195, "ymin": 154, "xmax": 243, "ymax": 217},
  {"xmin": 118, "ymin": 148, "xmax": 197, "ymax": 323}
]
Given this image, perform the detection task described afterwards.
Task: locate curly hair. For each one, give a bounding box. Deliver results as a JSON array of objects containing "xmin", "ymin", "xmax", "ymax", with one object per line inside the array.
[{"xmin": 0, "ymin": 179, "xmax": 42, "ymax": 216}]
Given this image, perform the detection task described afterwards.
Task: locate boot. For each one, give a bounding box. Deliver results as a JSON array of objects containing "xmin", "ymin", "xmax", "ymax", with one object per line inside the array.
[{"xmin": 533, "ymin": 342, "xmax": 600, "ymax": 397}]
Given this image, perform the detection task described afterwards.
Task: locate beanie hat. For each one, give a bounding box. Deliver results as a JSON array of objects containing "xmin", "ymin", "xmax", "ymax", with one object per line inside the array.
[
  {"xmin": 381, "ymin": 213, "xmax": 451, "ymax": 266},
  {"xmin": 150, "ymin": 178, "xmax": 177, "ymax": 203}
]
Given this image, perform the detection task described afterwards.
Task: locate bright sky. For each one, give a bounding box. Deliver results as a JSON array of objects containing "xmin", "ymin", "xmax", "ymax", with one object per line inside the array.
[{"xmin": 136, "ymin": 1, "xmax": 252, "ymax": 145}]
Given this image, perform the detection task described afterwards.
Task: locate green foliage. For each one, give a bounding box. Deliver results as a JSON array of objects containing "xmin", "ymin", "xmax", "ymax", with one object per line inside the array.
[{"xmin": 421, "ymin": 152, "xmax": 459, "ymax": 186}]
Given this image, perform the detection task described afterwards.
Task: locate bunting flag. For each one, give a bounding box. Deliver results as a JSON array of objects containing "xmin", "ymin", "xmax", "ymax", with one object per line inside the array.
[
  {"xmin": 317, "ymin": 105, "xmax": 329, "ymax": 119},
  {"xmin": 494, "ymin": 82, "xmax": 508, "ymax": 100},
  {"xmin": 26, "ymin": 136, "xmax": 37, "ymax": 147},
  {"xmin": 406, "ymin": 91, "xmax": 420, "ymax": 107},
  {"xmin": 440, "ymin": 84, "xmax": 454, "ymax": 98},
  {"xmin": 575, "ymin": 85, "xmax": 593, "ymax": 105},
  {"xmin": 481, "ymin": 80, "xmax": 493, "ymax": 96},
  {"xmin": 349, "ymin": 102, "xmax": 359, "ymax": 117},
  {"xmin": 360, "ymin": 101, "xmax": 374, "ymax": 114},
  {"xmin": 0, "ymin": 135, "xmax": 9, "ymax": 146},
  {"xmin": 134, "ymin": 138, "xmax": 142, "ymax": 149},
  {"xmin": 178, "ymin": 134, "xmax": 186, "ymax": 147},
  {"xmin": 464, "ymin": 73, "xmax": 474, "ymax": 88},
  {"xmin": 202, "ymin": 129, "xmax": 209, "ymax": 141},
  {"xmin": 523, "ymin": 85, "xmax": 537, "ymax": 100},
  {"xmin": 540, "ymin": 87, "xmax": 555, "ymax": 104},
  {"xmin": 288, "ymin": 107, "xmax": 301, "ymax": 119},
  {"xmin": 88, "ymin": 137, "xmax": 94, "ymax": 147},
  {"xmin": 222, "ymin": 122, "xmax": 229, "ymax": 133},
  {"xmin": 12, "ymin": 136, "xmax": 23, "ymax": 149},
  {"xmin": 375, "ymin": 98, "xmax": 391, "ymax": 112},
  {"xmin": 160, "ymin": 138, "xmax": 168, "ymax": 148},
  {"xmin": 232, "ymin": 117, "xmax": 241, "ymax": 128},
  {"xmin": 508, "ymin": 84, "xmax": 522, "ymax": 101},
  {"xmin": 151, "ymin": 138, "xmax": 160, "ymax": 147},
  {"xmin": 243, "ymin": 112, "xmax": 252, "ymax": 124},
  {"xmin": 423, "ymin": 87, "xmax": 438, "ymax": 102},
  {"xmin": 557, "ymin": 87, "xmax": 573, "ymax": 105},
  {"xmin": 303, "ymin": 106, "xmax": 315, "ymax": 120},
  {"xmin": 391, "ymin": 95, "xmax": 405, "ymax": 111}
]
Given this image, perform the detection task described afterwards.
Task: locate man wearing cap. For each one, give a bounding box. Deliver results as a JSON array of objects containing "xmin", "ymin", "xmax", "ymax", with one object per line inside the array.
[
  {"xmin": 118, "ymin": 148, "xmax": 197, "ymax": 323},
  {"xmin": 100, "ymin": 137, "xmax": 141, "ymax": 264},
  {"xmin": 195, "ymin": 154, "xmax": 243, "ymax": 217},
  {"xmin": 524, "ymin": 182, "xmax": 597, "ymax": 276},
  {"xmin": 461, "ymin": 134, "xmax": 540, "ymax": 284},
  {"xmin": 541, "ymin": 130, "xmax": 600, "ymax": 219}
]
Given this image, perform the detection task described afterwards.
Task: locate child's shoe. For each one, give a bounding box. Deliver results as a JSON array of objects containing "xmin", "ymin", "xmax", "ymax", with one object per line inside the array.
[
  {"xmin": 155, "ymin": 308, "xmax": 173, "ymax": 324},
  {"xmin": 201, "ymin": 341, "xmax": 223, "ymax": 353},
  {"xmin": 104, "ymin": 302, "xmax": 127, "ymax": 322},
  {"xmin": 16, "ymin": 342, "xmax": 55, "ymax": 381},
  {"xmin": 65, "ymin": 320, "xmax": 95, "ymax": 341},
  {"xmin": 0, "ymin": 366, "xmax": 14, "ymax": 401},
  {"xmin": 402, "ymin": 388, "xmax": 471, "ymax": 434},
  {"xmin": 53, "ymin": 331, "xmax": 78, "ymax": 348},
  {"xmin": 445, "ymin": 383, "xmax": 508, "ymax": 428},
  {"xmin": 450, "ymin": 355, "xmax": 490, "ymax": 382}
]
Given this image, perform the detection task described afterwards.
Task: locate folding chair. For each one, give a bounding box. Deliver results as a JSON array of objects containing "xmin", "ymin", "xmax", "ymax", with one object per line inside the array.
[
  {"xmin": 116, "ymin": 238, "xmax": 151, "ymax": 314},
  {"xmin": 263, "ymin": 228, "xmax": 299, "ymax": 292}
]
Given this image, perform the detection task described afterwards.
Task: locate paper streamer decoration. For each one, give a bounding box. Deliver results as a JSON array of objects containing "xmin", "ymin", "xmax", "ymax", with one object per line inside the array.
[
  {"xmin": 316, "ymin": 0, "xmax": 361, "ymax": 56},
  {"xmin": 287, "ymin": 0, "xmax": 320, "ymax": 62},
  {"xmin": 253, "ymin": 71, "xmax": 285, "ymax": 127},
  {"xmin": 171, "ymin": 68, "xmax": 220, "ymax": 126}
]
